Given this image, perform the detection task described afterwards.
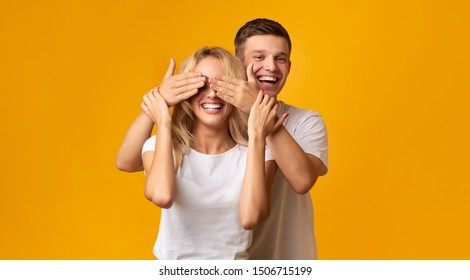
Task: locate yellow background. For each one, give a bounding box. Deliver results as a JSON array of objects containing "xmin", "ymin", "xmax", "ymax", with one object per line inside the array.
[{"xmin": 1, "ymin": 0, "xmax": 469, "ymax": 259}]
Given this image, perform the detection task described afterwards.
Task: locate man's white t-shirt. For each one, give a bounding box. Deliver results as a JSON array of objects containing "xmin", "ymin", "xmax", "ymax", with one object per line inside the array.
[
  {"xmin": 142, "ymin": 138, "xmax": 251, "ymax": 260},
  {"xmin": 248, "ymin": 101, "xmax": 329, "ymax": 260}
]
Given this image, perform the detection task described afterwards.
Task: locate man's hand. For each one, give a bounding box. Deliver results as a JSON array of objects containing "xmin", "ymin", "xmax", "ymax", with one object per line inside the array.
[
  {"xmin": 158, "ymin": 58, "xmax": 206, "ymax": 106},
  {"xmin": 210, "ymin": 63, "xmax": 259, "ymax": 113}
]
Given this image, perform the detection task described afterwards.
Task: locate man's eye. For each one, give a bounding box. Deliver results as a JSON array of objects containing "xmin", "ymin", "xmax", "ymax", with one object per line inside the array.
[{"xmin": 253, "ymin": 56, "xmax": 263, "ymax": 60}]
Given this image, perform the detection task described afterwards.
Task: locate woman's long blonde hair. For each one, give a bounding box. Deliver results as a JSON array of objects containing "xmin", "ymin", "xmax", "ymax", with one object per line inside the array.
[{"xmin": 171, "ymin": 47, "xmax": 248, "ymax": 170}]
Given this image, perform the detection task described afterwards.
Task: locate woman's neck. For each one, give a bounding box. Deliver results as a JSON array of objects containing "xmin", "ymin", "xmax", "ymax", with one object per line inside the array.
[{"xmin": 192, "ymin": 124, "xmax": 236, "ymax": 155}]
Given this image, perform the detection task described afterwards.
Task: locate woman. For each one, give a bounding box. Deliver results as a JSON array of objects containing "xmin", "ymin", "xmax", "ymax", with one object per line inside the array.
[{"xmin": 141, "ymin": 47, "xmax": 286, "ymax": 259}]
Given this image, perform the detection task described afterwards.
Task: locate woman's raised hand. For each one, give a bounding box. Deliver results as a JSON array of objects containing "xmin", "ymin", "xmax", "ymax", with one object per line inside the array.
[
  {"xmin": 141, "ymin": 87, "xmax": 172, "ymax": 126},
  {"xmin": 248, "ymin": 91, "xmax": 288, "ymax": 138}
]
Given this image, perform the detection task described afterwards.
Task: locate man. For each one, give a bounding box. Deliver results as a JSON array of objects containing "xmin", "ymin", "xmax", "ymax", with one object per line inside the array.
[{"xmin": 116, "ymin": 18, "xmax": 328, "ymax": 259}]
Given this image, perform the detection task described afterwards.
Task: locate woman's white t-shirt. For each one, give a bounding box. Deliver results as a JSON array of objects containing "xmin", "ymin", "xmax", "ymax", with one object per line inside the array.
[{"xmin": 142, "ymin": 136, "xmax": 251, "ymax": 260}]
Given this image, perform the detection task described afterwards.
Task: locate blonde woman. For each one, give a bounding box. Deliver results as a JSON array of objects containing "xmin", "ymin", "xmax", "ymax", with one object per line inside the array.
[{"xmin": 141, "ymin": 47, "xmax": 287, "ymax": 259}]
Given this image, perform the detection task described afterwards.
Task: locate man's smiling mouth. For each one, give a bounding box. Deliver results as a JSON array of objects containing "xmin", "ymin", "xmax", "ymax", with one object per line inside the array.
[{"xmin": 257, "ymin": 76, "xmax": 278, "ymax": 84}]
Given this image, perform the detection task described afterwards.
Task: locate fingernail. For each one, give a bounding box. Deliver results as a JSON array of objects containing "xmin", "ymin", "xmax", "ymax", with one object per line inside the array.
[{"xmin": 285, "ymin": 113, "xmax": 289, "ymax": 118}]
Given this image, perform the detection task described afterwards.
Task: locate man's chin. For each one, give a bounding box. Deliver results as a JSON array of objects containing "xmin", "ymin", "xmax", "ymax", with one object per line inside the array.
[
  {"xmin": 264, "ymin": 91, "xmax": 279, "ymax": 98},
  {"xmin": 257, "ymin": 84, "xmax": 280, "ymax": 97},
  {"xmin": 263, "ymin": 86, "xmax": 281, "ymax": 98}
]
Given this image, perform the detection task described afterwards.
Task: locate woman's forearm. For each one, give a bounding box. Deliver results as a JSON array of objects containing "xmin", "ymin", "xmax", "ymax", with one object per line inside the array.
[
  {"xmin": 144, "ymin": 121, "xmax": 176, "ymax": 208},
  {"xmin": 240, "ymin": 135, "xmax": 269, "ymax": 230}
]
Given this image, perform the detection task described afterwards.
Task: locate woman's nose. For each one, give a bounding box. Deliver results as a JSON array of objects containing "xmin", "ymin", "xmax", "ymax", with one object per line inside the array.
[{"xmin": 207, "ymin": 88, "xmax": 217, "ymax": 98}]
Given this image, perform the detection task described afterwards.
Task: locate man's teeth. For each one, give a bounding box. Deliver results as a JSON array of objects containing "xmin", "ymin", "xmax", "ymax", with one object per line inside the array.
[
  {"xmin": 202, "ymin": 103, "xmax": 223, "ymax": 110},
  {"xmin": 258, "ymin": 76, "xmax": 278, "ymax": 83}
]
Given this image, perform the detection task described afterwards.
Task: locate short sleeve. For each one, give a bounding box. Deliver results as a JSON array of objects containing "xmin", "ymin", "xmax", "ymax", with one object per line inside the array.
[
  {"xmin": 295, "ymin": 114, "xmax": 329, "ymax": 171},
  {"xmin": 142, "ymin": 135, "xmax": 157, "ymax": 155},
  {"xmin": 265, "ymin": 145, "xmax": 273, "ymax": 162},
  {"xmin": 266, "ymin": 102, "xmax": 329, "ymax": 172}
]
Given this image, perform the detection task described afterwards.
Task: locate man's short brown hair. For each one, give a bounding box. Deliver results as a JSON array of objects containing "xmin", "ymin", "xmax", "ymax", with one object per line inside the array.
[{"xmin": 234, "ymin": 18, "xmax": 292, "ymax": 61}]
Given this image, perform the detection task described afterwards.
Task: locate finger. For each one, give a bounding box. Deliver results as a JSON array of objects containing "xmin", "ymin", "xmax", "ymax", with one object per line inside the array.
[
  {"xmin": 246, "ymin": 63, "xmax": 256, "ymax": 83},
  {"xmin": 211, "ymin": 83, "xmax": 233, "ymax": 97},
  {"xmin": 254, "ymin": 90, "xmax": 263, "ymax": 105},
  {"xmin": 261, "ymin": 93, "xmax": 272, "ymax": 106},
  {"xmin": 147, "ymin": 90, "xmax": 157, "ymax": 103},
  {"xmin": 163, "ymin": 58, "xmax": 176, "ymax": 79},
  {"xmin": 212, "ymin": 75, "xmax": 241, "ymax": 87},
  {"xmin": 149, "ymin": 87, "xmax": 157, "ymax": 98},
  {"xmin": 172, "ymin": 72, "xmax": 202, "ymax": 82},
  {"xmin": 141, "ymin": 103, "xmax": 154, "ymax": 122},
  {"xmin": 152, "ymin": 88, "xmax": 164, "ymax": 101},
  {"xmin": 143, "ymin": 95, "xmax": 152, "ymax": 107},
  {"xmin": 173, "ymin": 76, "xmax": 206, "ymax": 90},
  {"xmin": 143, "ymin": 94, "xmax": 150, "ymax": 103},
  {"xmin": 217, "ymin": 91, "xmax": 235, "ymax": 105},
  {"xmin": 267, "ymin": 102, "xmax": 278, "ymax": 119},
  {"xmin": 267, "ymin": 96, "xmax": 277, "ymax": 109},
  {"xmin": 144, "ymin": 88, "xmax": 154, "ymax": 97},
  {"xmin": 273, "ymin": 113, "xmax": 288, "ymax": 131},
  {"xmin": 141, "ymin": 105, "xmax": 150, "ymax": 117},
  {"xmin": 179, "ymin": 88, "xmax": 200, "ymax": 100},
  {"xmin": 210, "ymin": 78, "xmax": 237, "ymax": 92},
  {"xmin": 140, "ymin": 102, "xmax": 148, "ymax": 112}
]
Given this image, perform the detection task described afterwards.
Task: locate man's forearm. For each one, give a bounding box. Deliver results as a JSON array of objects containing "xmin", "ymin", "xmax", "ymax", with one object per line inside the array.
[
  {"xmin": 266, "ymin": 126, "xmax": 324, "ymax": 194},
  {"xmin": 116, "ymin": 112, "xmax": 154, "ymax": 172}
]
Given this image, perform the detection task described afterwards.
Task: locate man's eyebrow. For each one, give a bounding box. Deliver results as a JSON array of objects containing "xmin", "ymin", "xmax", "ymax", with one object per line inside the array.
[
  {"xmin": 276, "ymin": 51, "xmax": 289, "ymax": 56},
  {"xmin": 249, "ymin": 50, "xmax": 289, "ymax": 56},
  {"xmin": 249, "ymin": 49, "xmax": 266, "ymax": 53}
]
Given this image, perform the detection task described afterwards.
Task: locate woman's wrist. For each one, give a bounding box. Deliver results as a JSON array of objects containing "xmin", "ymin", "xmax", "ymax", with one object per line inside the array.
[{"xmin": 248, "ymin": 133, "xmax": 266, "ymax": 147}]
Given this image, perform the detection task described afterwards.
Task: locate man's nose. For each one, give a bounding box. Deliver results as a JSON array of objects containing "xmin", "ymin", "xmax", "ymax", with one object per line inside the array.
[{"xmin": 262, "ymin": 56, "xmax": 276, "ymax": 72}]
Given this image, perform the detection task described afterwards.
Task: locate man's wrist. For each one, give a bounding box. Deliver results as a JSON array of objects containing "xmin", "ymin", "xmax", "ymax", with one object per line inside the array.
[{"xmin": 266, "ymin": 124, "xmax": 285, "ymax": 143}]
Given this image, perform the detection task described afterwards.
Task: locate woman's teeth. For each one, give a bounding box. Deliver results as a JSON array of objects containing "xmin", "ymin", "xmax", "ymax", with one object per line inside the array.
[{"xmin": 202, "ymin": 103, "xmax": 223, "ymax": 110}]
